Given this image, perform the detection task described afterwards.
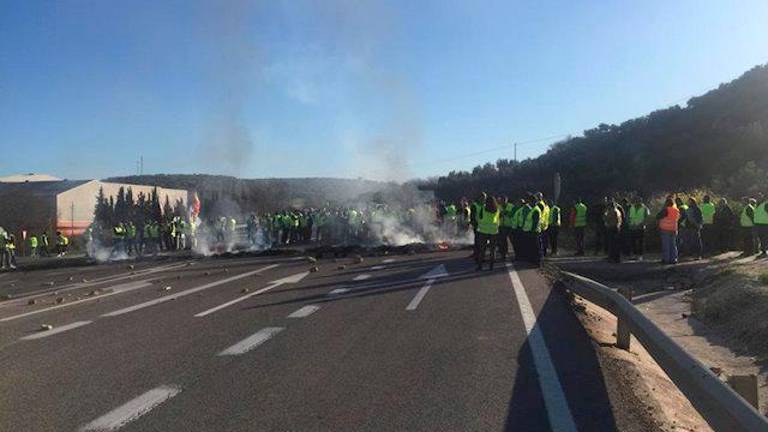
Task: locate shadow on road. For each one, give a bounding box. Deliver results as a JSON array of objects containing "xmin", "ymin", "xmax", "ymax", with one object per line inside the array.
[{"xmin": 505, "ymin": 263, "xmax": 619, "ymax": 432}]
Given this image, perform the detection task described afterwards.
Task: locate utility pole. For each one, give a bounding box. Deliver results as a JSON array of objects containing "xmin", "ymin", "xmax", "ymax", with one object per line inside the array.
[
  {"xmin": 140, "ymin": 155, "xmax": 144, "ymax": 175},
  {"xmin": 514, "ymin": 143, "xmax": 518, "ymax": 163}
]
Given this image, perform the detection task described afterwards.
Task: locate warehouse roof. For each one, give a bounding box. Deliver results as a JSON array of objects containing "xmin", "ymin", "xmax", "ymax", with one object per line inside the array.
[
  {"xmin": 0, "ymin": 180, "xmax": 92, "ymax": 195},
  {"xmin": 0, "ymin": 173, "xmax": 64, "ymax": 183}
]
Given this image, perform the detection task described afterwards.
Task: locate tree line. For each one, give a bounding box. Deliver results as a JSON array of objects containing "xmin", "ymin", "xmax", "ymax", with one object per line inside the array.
[
  {"xmin": 432, "ymin": 64, "xmax": 768, "ymax": 203},
  {"xmin": 93, "ymin": 186, "xmax": 185, "ymax": 229}
]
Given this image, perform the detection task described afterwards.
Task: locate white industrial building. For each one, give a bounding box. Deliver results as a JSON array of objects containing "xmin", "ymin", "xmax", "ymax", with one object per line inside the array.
[{"xmin": 0, "ymin": 174, "xmax": 187, "ymax": 238}]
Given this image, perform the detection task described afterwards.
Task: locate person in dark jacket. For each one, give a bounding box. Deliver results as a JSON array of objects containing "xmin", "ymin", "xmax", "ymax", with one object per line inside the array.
[
  {"xmin": 590, "ymin": 197, "xmax": 608, "ymax": 255},
  {"xmin": 713, "ymin": 198, "xmax": 737, "ymax": 252},
  {"xmin": 682, "ymin": 197, "xmax": 704, "ymax": 259}
]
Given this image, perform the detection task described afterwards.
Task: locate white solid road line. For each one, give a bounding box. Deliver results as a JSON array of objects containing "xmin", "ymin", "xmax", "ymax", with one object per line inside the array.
[
  {"xmin": 101, "ymin": 265, "xmax": 279, "ymax": 318},
  {"xmin": 79, "ymin": 385, "xmax": 181, "ymax": 431},
  {"xmin": 19, "ymin": 262, "xmax": 188, "ymax": 302},
  {"xmin": 406, "ymin": 264, "xmax": 450, "ymax": 311},
  {"xmin": 218, "ymin": 327, "xmax": 284, "ymax": 356},
  {"xmin": 370, "ymin": 265, "xmax": 386, "ymax": 270},
  {"xmin": 21, "ymin": 321, "xmax": 93, "ymax": 341},
  {"xmin": 287, "ymin": 305, "xmax": 320, "ymax": 318},
  {"xmin": 0, "ymin": 281, "xmax": 153, "ymax": 323},
  {"xmin": 405, "ymin": 280, "xmax": 434, "ymax": 311},
  {"xmin": 194, "ymin": 271, "xmax": 309, "ymax": 317},
  {"xmin": 506, "ymin": 263, "xmax": 578, "ymax": 432},
  {"xmin": 382, "ymin": 258, "xmax": 396, "ymax": 264},
  {"xmin": 353, "ymin": 274, "xmax": 371, "ymax": 281}
]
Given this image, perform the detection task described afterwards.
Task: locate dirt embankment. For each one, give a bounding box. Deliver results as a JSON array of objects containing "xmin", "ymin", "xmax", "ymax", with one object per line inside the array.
[{"xmin": 554, "ymin": 252, "xmax": 768, "ymax": 417}]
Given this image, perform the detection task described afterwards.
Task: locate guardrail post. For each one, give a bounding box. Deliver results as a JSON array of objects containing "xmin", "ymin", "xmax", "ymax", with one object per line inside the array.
[{"xmin": 616, "ymin": 287, "xmax": 632, "ymax": 350}]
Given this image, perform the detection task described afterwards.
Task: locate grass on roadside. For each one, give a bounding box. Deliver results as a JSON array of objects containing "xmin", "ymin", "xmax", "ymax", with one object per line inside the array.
[{"xmin": 759, "ymin": 272, "xmax": 768, "ymax": 285}]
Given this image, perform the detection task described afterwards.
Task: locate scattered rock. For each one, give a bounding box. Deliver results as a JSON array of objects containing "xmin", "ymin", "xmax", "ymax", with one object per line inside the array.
[
  {"xmin": 709, "ymin": 366, "xmax": 723, "ymax": 376},
  {"xmin": 89, "ymin": 290, "xmax": 99, "ymax": 296},
  {"xmin": 128, "ymin": 264, "xmax": 135, "ymax": 270},
  {"xmin": 310, "ymin": 266, "xmax": 320, "ymax": 273},
  {"xmin": 27, "ymin": 299, "xmax": 37, "ymax": 306},
  {"xmin": 353, "ymin": 255, "xmax": 364, "ymax": 264},
  {"xmin": 67, "ymin": 276, "xmax": 74, "ymax": 282},
  {"xmin": 306, "ymin": 256, "xmax": 317, "ymax": 264},
  {"xmin": 681, "ymin": 313, "xmax": 689, "ymax": 319},
  {"xmin": 223, "ymin": 268, "xmax": 229, "ymax": 273},
  {"xmin": 161, "ymin": 286, "xmax": 172, "ymax": 292},
  {"xmin": 43, "ymin": 281, "xmax": 55, "ymax": 287},
  {"xmin": 82, "ymin": 278, "xmax": 89, "ymax": 283},
  {"xmin": 55, "ymin": 297, "xmax": 64, "ymax": 304},
  {"xmin": 241, "ymin": 288, "xmax": 250, "ymax": 293},
  {"xmin": 204, "ymin": 271, "xmax": 211, "ymax": 276},
  {"xmin": 40, "ymin": 324, "xmax": 53, "ymax": 331},
  {"xmin": 186, "ymin": 262, "xmax": 194, "ymax": 267},
  {"xmin": 337, "ymin": 265, "xmax": 347, "ymax": 270}
]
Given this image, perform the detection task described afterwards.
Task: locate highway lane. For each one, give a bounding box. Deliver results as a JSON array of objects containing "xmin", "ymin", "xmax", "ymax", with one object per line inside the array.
[{"xmin": 0, "ymin": 251, "xmax": 619, "ymax": 431}]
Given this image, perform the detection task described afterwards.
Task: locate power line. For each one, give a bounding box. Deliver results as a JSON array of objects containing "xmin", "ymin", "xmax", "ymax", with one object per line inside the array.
[{"xmin": 406, "ymin": 133, "xmax": 570, "ymax": 168}]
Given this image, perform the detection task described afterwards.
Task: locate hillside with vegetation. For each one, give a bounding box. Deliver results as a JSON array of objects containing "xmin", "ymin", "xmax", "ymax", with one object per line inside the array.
[{"xmin": 434, "ymin": 64, "xmax": 768, "ymax": 202}]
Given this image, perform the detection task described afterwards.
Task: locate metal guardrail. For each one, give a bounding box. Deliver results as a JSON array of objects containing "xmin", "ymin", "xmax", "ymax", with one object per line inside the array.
[{"xmin": 560, "ymin": 270, "xmax": 768, "ymax": 432}]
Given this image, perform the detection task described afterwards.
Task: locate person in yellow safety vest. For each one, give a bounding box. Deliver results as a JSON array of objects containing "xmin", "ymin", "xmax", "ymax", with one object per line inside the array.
[
  {"xmin": 627, "ymin": 197, "xmax": 650, "ymax": 261},
  {"xmin": 497, "ymin": 196, "xmax": 516, "ymax": 261},
  {"xmin": 444, "ymin": 203, "xmax": 458, "ymax": 238},
  {"xmin": 547, "ymin": 200, "xmax": 561, "ymax": 256},
  {"xmin": 740, "ymin": 198, "xmax": 758, "ymax": 256},
  {"xmin": 112, "ymin": 223, "xmax": 125, "ymax": 257},
  {"xmin": 29, "ymin": 234, "xmax": 39, "ymax": 258},
  {"xmin": 56, "ymin": 231, "xmax": 69, "ymax": 257},
  {"xmin": 537, "ymin": 193, "xmax": 550, "ymax": 257},
  {"xmin": 522, "ymin": 194, "xmax": 543, "ymax": 266},
  {"xmin": 1, "ymin": 233, "xmax": 17, "ymax": 270},
  {"xmin": 570, "ymin": 199, "xmax": 588, "ymax": 256},
  {"xmin": 700, "ymin": 195, "xmax": 716, "ymax": 255},
  {"xmin": 459, "ymin": 201, "xmax": 472, "ymax": 232},
  {"xmin": 511, "ymin": 198, "xmax": 527, "ymax": 260},
  {"xmin": 475, "ymin": 195, "xmax": 500, "ymax": 271},
  {"xmin": 753, "ymin": 194, "xmax": 768, "ymax": 257},
  {"xmin": 470, "ymin": 192, "xmax": 487, "ymax": 260}
]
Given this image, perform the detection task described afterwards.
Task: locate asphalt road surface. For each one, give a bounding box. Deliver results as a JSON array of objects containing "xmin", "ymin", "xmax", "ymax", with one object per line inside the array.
[{"xmin": 0, "ymin": 251, "xmax": 620, "ymax": 431}]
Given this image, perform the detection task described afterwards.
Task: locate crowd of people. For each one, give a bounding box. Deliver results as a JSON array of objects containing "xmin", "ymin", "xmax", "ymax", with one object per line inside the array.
[
  {"xmin": 3, "ymin": 191, "xmax": 767, "ymax": 271},
  {"xmin": 465, "ymin": 191, "xmax": 768, "ymax": 269}
]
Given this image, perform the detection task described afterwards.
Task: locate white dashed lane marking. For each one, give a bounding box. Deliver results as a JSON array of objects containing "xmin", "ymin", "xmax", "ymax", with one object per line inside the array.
[
  {"xmin": 79, "ymin": 385, "xmax": 181, "ymax": 431},
  {"xmin": 328, "ymin": 288, "xmax": 350, "ymax": 296},
  {"xmin": 353, "ymin": 274, "xmax": 371, "ymax": 281},
  {"xmin": 218, "ymin": 327, "xmax": 284, "ymax": 356},
  {"xmin": 101, "ymin": 265, "xmax": 279, "ymax": 318},
  {"xmin": 20, "ymin": 321, "xmax": 93, "ymax": 341},
  {"xmin": 287, "ymin": 305, "xmax": 320, "ymax": 318},
  {"xmin": 1, "ymin": 281, "xmax": 153, "ymax": 323}
]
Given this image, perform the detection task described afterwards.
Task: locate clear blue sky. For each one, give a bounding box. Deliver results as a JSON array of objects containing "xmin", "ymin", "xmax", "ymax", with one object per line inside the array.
[{"xmin": 1, "ymin": 0, "xmax": 767, "ymax": 181}]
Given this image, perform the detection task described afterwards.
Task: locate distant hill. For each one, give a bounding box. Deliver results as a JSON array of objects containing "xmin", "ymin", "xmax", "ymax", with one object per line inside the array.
[
  {"xmin": 106, "ymin": 174, "xmax": 391, "ymax": 216},
  {"xmin": 434, "ymin": 64, "xmax": 768, "ymax": 202}
]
